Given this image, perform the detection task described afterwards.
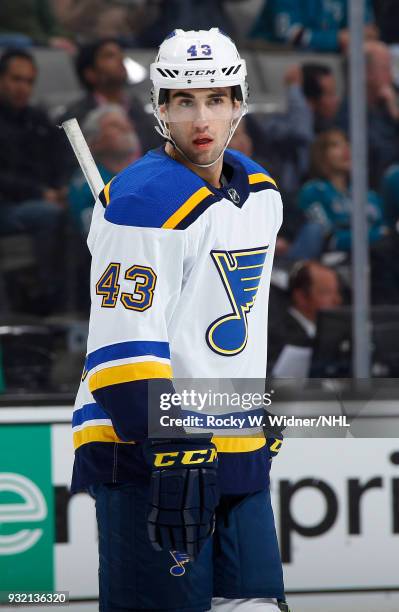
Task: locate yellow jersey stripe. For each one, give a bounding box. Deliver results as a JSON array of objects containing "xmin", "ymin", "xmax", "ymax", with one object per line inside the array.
[
  {"xmin": 162, "ymin": 186, "xmax": 213, "ymax": 229},
  {"xmin": 248, "ymin": 173, "xmax": 277, "ymax": 188},
  {"xmin": 89, "ymin": 361, "xmax": 173, "ymax": 392},
  {"xmin": 73, "ymin": 425, "xmax": 135, "ymax": 449},
  {"xmin": 213, "ymin": 435, "xmax": 266, "ymax": 453},
  {"xmin": 103, "ymin": 178, "xmax": 114, "ymax": 205}
]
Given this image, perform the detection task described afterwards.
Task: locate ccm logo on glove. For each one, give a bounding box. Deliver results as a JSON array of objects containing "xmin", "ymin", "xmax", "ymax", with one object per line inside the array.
[{"xmin": 154, "ymin": 447, "xmax": 217, "ymax": 467}]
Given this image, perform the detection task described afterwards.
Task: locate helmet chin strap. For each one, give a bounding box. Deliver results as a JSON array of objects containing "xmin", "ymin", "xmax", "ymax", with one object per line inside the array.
[{"xmin": 154, "ymin": 110, "xmax": 246, "ymax": 169}]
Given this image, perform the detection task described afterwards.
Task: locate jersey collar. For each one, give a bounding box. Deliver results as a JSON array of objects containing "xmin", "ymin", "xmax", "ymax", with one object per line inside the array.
[{"xmin": 152, "ymin": 146, "xmax": 250, "ymax": 208}]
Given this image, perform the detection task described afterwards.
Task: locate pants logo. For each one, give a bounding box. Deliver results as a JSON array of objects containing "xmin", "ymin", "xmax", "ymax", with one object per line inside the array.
[{"xmin": 169, "ymin": 550, "xmax": 191, "ymax": 576}]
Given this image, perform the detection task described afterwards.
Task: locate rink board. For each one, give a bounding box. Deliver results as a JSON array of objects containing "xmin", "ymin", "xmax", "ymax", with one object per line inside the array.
[{"xmin": 0, "ymin": 406, "xmax": 398, "ymax": 600}]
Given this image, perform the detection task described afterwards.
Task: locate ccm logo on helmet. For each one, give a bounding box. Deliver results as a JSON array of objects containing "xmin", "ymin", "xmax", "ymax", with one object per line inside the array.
[
  {"xmin": 184, "ymin": 69, "xmax": 217, "ymax": 76},
  {"xmin": 154, "ymin": 448, "xmax": 217, "ymax": 467}
]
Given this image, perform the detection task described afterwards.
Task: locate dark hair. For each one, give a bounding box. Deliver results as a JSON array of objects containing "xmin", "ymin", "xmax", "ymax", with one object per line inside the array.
[
  {"xmin": 0, "ymin": 48, "xmax": 36, "ymax": 76},
  {"xmin": 288, "ymin": 261, "xmax": 314, "ymax": 299},
  {"xmin": 75, "ymin": 38, "xmax": 121, "ymax": 90},
  {"xmin": 302, "ymin": 63, "xmax": 332, "ymax": 100},
  {"xmin": 288, "ymin": 260, "xmax": 338, "ymax": 300}
]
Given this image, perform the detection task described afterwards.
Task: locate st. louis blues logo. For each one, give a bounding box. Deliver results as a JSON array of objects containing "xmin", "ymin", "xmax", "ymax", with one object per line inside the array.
[
  {"xmin": 206, "ymin": 246, "xmax": 268, "ymax": 356},
  {"xmin": 169, "ymin": 550, "xmax": 191, "ymax": 576}
]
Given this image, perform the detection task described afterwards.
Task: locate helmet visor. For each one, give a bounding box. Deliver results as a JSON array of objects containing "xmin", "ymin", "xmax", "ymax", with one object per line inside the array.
[{"xmin": 161, "ymin": 90, "xmax": 244, "ymax": 123}]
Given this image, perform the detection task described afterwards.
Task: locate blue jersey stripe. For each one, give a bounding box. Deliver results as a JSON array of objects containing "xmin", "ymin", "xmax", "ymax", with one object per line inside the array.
[
  {"xmin": 72, "ymin": 402, "xmax": 109, "ymax": 427},
  {"xmin": 86, "ymin": 340, "xmax": 170, "ymax": 372}
]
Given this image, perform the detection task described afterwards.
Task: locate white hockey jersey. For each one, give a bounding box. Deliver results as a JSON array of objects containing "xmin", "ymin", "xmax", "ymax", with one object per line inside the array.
[{"xmin": 71, "ymin": 147, "xmax": 282, "ymax": 494}]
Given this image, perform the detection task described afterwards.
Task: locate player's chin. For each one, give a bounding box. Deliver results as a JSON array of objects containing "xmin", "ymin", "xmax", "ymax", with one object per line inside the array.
[{"xmin": 190, "ymin": 145, "xmax": 221, "ymax": 165}]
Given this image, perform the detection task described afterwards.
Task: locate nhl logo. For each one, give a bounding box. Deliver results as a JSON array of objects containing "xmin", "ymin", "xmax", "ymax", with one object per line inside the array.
[{"xmin": 227, "ymin": 188, "xmax": 240, "ymax": 205}]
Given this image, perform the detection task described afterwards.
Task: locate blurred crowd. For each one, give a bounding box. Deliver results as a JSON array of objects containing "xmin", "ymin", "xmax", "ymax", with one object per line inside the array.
[
  {"xmin": 1, "ymin": 0, "xmax": 399, "ymax": 389},
  {"xmin": 2, "ymin": 0, "xmax": 399, "ymax": 50}
]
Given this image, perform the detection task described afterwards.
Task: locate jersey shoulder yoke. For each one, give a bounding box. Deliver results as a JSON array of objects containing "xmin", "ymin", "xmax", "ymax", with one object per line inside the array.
[
  {"xmin": 101, "ymin": 148, "xmax": 218, "ymax": 230},
  {"xmin": 225, "ymin": 149, "xmax": 278, "ymax": 193}
]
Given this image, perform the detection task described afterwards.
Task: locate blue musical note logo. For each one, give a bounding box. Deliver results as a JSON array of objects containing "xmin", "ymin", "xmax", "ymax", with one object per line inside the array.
[
  {"xmin": 206, "ymin": 246, "xmax": 268, "ymax": 356},
  {"xmin": 169, "ymin": 550, "xmax": 191, "ymax": 577}
]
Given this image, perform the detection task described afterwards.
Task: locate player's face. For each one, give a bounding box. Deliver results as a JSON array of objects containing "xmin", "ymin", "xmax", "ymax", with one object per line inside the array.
[
  {"xmin": 162, "ymin": 87, "xmax": 241, "ymax": 165},
  {"xmin": 0, "ymin": 58, "xmax": 36, "ymax": 109}
]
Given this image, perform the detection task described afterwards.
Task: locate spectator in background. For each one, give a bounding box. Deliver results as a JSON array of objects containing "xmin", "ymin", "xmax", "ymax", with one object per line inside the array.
[
  {"xmin": 249, "ymin": 63, "xmax": 341, "ymax": 194},
  {"xmin": 374, "ymin": 162, "xmax": 399, "ymax": 303},
  {"xmin": 230, "ymin": 116, "xmax": 324, "ymax": 261},
  {"xmin": 0, "ymin": 49, "xmax": 66, "ymax": 313},
  {"xmin": 229, "ymin": 116, "xmax": 254, "ymax": 158},
  {"xmin": 251, "ymin": 0, "xmax": 378, "ymax": 53},
  {"xmin": 233, "ymin": 63, "xmax": 339, "ymax": 260},
  {"xmin": 136, "ymin": 0, "xmax": 237, "ymax": 48},
  {"xmin": 302, "ymin": 63, "xmax": 340, "ymax": 133},
  {"xmin": 268, "ymin": 261, "xmax": 342, "ymax": 376},
  {"xmin": 59, "ymin": 39, "xmax": 159, "ymax": 177},
  {"xmin": 248, "ymin": 64, "xmax": 313, "ymax": 196},
  {"xmin": 299, "ymin": 129, "xmax": 387, "ymax": 254},
  {"xmin": 53, "ymin": 0, "xmax": 142, "ymax": 45},
  {"xmin": 246, "ymin": 63, "xmax": 324, "ymax": 260},
  {"xmin": 69, "ymin": 104, "xmax": 141, "ymax": 235},
  {"xmin": 338, "ymin": 41, "xmax": 399, "ymax": 190},
  {"xmin": 382, "ymin": 164, "xmax": 399, "ymax": 232},
  {"xmin": 373, "ymin": 0, "xmax": 399, "ymax": 45},
  {"xmin": 0, "ymin": 0, "xmax": 75, "ymax": 51}
]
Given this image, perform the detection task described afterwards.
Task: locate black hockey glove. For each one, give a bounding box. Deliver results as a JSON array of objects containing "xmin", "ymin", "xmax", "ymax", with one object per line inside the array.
[
  {"xmin": 267, "ymin": 434, "xmax": 283, "ymax": 458},
  {"xmin": 263, "ymin": 408, "xmax": 284, "ymax": 459},
  {"xmin": 144, "ymin": 438, "xmax": 219, "ymax": 558}
]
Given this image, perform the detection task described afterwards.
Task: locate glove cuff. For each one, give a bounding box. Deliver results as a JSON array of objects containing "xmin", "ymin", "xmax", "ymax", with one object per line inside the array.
[{"xmin": 144, "ymin": 438, "xmax": 217, "ymax": 470}]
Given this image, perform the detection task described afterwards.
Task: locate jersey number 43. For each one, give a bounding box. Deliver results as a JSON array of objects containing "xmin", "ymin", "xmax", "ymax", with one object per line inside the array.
[{"xmin": 96, "ymin": 262, "xmax": 157, "ymax": 311}]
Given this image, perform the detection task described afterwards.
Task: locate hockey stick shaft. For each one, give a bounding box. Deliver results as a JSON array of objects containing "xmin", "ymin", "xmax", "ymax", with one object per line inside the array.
[{"xmin": 61, "ymin": 118, "xmax": 105, "ymax": 199}]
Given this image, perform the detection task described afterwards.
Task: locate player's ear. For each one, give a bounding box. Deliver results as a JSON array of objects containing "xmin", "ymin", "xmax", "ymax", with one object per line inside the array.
[
  {"xmin": 159, "ymin": 103, "xmax": 168, "ymax": 122},
  {"xmin": 232, "ymin": 99, "xmax": 242, "ymax": 120}
]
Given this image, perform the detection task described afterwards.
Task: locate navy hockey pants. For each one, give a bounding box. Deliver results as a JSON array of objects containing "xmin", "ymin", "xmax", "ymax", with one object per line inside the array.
[{"xmin": 91, "ymin": 483, "xmax": 285, "ymax": 611}]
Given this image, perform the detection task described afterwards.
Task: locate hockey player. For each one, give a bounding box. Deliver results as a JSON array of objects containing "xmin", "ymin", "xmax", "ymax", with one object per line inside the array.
[{"xmin": 71, "ymin": 28, "xmax": 290, "ymax": 611}]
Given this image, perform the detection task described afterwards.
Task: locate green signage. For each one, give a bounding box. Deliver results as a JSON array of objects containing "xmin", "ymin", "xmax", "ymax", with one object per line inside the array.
[{"xmin": 0, "ymin": 425, "xmax": 54, "ymax": 598}]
